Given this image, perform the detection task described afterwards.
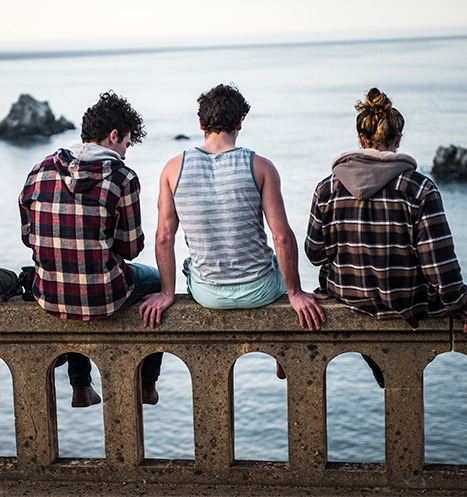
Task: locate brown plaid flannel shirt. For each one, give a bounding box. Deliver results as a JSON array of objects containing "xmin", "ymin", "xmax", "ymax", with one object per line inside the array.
[{"xmin": 305, "ymin": 169, "xmax": 467, "ymax": 328}]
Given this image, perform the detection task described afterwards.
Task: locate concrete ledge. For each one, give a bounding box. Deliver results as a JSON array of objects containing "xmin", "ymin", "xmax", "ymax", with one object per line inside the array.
[
  {"xmin": 0, "ymin": 294, "xmax": 451, "ymax": 333},
  {"xmin": 0, "ymin": 294, "xmax": 464, "ymax": 496}
]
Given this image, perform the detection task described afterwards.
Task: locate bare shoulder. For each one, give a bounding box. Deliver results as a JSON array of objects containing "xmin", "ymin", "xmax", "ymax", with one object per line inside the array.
[
  {"xmin": 162, "ymin": 153, "xmax": 183, "ymax": 176},
  {"xmin": 252, "ymin": 152, "xmax": 277, "ymax": 171},
  {"xmin": 161, "ymin": 153, "xmax": 183, "ymax": 191},
  {"xmin": 252, "ymin": 153, "xmax": 280, "ymax": 190}
]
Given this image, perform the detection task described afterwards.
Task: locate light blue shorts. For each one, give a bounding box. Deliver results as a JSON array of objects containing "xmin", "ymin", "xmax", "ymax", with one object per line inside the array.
[{"xmin": 183, "ymin": 257, "xmax": 286, "ymax": 310}]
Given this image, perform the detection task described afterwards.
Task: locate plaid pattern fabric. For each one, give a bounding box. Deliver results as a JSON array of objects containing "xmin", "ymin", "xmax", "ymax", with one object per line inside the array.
[
  {"xmin": 305, "ymin": 169, "xmax": 467, "ymax": 328},
  {"xmin": 19, "ymin": 149, "xmax": 144, "ymax": 320}
]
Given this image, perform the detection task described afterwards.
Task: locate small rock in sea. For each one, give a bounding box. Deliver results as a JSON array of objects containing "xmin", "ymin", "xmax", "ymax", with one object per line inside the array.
[
  {"xmin": 432, "ymin": 144, "xmax": 467, "ymax": 179},
  {"xmin": 174, "ymin": 134, "xmax": 190, "ymax": 140},
  {"xmin": 0, "ymin": 94, "xmax": 75, "ymax": 139}
]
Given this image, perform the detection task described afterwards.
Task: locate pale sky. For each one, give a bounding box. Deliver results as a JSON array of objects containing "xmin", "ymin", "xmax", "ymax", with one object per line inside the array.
[{"xmin": 3, "ymin": 0, "xmax": 467, "ymax": 48}]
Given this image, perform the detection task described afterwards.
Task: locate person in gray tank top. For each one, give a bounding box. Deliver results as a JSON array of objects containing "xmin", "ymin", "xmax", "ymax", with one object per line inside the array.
[{"xmin": 139, "ymin": 84, "xmax": 327, "ymax": 377}]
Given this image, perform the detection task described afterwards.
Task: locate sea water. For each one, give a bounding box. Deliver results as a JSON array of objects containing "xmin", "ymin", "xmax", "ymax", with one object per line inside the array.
[{"xmin": 0, "ymin": 36, "xmax": 466, "ymax": 463}]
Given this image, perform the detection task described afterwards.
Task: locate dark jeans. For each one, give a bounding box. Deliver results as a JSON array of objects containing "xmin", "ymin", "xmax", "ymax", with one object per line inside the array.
[{"xmin": 60, "ymin": 263, "xmax": 163, "ymax": 387}]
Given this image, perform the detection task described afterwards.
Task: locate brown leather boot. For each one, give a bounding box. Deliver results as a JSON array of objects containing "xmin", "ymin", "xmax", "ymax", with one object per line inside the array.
[
  {"xmin": 361, "ymin": 354, "xmax": 385, "ymax": 388},
  {"xmin": 276, "ymin": 361, "xmax": 286, "ymax": 380},
  {"xmin": 72, "ymin": 385, "xmax": 102, "ymax": 408},
  {"xmin": 142, "ymin": 381, "xmax": 159, "ymax": 405}
]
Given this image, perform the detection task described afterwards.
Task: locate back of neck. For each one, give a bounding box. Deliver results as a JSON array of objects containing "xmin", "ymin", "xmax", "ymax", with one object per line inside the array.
[{"xmin": 199, "ymin": 131, "xmax": 238, "ymax": 154}]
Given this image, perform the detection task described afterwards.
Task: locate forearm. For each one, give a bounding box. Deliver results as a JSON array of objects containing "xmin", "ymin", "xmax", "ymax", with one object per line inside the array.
[
  {"xmin": 273, "ymin": 229, "xmax": 328, "ymax": 329},
  {"xmin": 155, "ymin": 235, "xmax": 176, "ymax": 300},
  {"xmin": 257, "ymin": 155, "xmax": 326, "ymax": 329},
  {"xmin": 273, "ymin": 230, "xmax": 302, "ymax": 295},
  {"xmin": 139, "ymin": 235, "xmax": 176, "ymax": 328}
]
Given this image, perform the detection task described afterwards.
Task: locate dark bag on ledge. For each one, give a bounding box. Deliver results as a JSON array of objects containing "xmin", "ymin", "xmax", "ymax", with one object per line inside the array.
[
  {"xmin": 0, "ymin": 266, "xmax": 36, "ymax": 302},
  {"xmin": 0, "ymin": 268, "xmax": 23, "ymax": 301}
]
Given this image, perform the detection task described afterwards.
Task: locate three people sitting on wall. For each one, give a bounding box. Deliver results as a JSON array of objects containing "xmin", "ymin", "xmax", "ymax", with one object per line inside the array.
[{"xmin": 19, "ymin": 86, "xmax": 467, "ymax": 407}]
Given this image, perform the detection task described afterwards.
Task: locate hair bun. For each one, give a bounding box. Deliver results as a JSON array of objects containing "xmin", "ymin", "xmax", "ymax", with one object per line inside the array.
[
  {"xmin": 366, "ymin": 87, "xmax": 392, "ymax": 114},
  {"xmin": 355, "ymin": 87, "xmax": 392, "ymax": 116}
]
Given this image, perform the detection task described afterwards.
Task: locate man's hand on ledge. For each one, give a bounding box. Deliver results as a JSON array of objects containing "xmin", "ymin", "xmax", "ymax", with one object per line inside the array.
[
  {"xmin": 288, "ymin": 291, "xmax": 328, "ymax": 330},
  {"xmin": 139, "ymin": 292, "xmax": 175, "ymax": 328}
]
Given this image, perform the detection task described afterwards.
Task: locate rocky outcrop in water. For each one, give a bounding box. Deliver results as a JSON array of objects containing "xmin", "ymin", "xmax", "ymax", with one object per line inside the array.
[
  {"xmin": 432, "ymin": 144, "xmax": 467, "ymax": 179},
  {"xmin": 0, "ymin": 94, "xmax": 75, "ymax": 138}
]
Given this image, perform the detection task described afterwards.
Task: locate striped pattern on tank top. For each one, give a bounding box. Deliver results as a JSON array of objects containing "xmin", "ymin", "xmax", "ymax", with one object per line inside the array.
[{"xmin": 174, "ymin": 147, "xmax": 274, "ymax": 285}]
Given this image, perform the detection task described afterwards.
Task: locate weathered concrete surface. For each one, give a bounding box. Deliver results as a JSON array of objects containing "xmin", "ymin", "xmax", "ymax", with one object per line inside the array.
[
  {"xmin": 1, "ymin": 480, "xmax": 464, "ymax": 497},
  {"xmin": 0, "ymin": 294, "xmax": 449, "ymax": 333},
  {"xmin": 0, "ymin": 295, "xmax": 464, "ymax": 496}
]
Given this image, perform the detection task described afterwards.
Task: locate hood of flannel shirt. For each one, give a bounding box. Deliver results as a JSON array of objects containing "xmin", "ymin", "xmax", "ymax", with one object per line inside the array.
[
  {"xmin": 331, "ymin": 149, "xmax": 417, "ymax": 200},
  {"xmin": 54, "ymin": 143, "xmax": 125, "ymax": 194}
]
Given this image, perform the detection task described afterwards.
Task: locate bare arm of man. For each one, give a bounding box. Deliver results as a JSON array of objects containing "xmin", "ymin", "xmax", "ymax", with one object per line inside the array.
[
  {"xmin": 253, "ymin": 154, "xmax": 327, "ymax": 330},
  {"xmin": 139, "ymin": 155, "xmax": 182, "ymax": 328}
]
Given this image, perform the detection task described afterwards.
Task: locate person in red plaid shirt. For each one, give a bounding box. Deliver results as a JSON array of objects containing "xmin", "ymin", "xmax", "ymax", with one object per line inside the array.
[
  {"xmin": 305, "ymin": 88, "xmax": 467, "ymax": 387},
  {"xmin": 19, "ymin": 91, "xmax": 162, "ymax": 407}
]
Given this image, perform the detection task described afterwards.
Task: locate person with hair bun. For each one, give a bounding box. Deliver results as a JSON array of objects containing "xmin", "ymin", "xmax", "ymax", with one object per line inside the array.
[{"xmin": 305, "ymin": 88, "xmax": 467, "ymax": 385}]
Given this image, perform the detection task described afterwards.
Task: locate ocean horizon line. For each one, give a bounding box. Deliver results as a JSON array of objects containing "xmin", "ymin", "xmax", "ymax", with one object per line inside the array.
[{"xmin": 1, "ymin": 32, "xmax": 467, "ymax": 62}]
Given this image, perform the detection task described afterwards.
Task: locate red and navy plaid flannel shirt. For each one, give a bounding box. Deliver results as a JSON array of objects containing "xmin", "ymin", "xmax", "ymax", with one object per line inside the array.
[{"xmin": 19, "ymin": 149, "xmax": 144, "ymax": 320}]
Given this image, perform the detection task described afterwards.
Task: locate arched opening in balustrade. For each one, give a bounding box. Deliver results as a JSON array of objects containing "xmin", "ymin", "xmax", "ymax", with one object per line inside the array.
[
  {"xmin": 0, "ymin": 358, "xmax": 16, "ymax": 456},
  {"xmin": 142, "ymin": 352, "xmax": 194, "ymax": 459},
  {"xmin": 424, "ymin": 351, "xmax": 467, "ymax": 464},
  {"xmin": 326, "ymin": 352, "xmax": 385, "ymax": 463},
  {"xmin": 233, "ymin": 352, "xmax": 287, "ymax": 461},
  {"xmin": 52, "ymin": 353, "xmax": 105, "ymax": 458}
]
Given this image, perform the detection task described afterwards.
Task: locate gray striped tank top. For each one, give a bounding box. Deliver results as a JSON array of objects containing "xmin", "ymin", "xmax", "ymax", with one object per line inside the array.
[{"xmin": 174, "ymin": 147, "xmax": 274, "ymax": 285}]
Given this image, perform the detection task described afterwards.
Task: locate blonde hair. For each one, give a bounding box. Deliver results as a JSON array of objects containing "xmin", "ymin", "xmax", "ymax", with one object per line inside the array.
[{"xmin": 355, "ymin": 88, "xmax": 404, "ymax": 148}]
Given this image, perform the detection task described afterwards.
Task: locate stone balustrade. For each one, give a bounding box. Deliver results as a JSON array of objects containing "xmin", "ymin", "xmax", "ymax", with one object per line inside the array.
[{"xmin": 0, "ymin": 295, "xmax": 466, "ymax": 495}]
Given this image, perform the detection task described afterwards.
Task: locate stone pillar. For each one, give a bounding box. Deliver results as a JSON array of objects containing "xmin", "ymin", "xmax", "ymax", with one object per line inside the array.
[
  {"xmin": 186, "ymin": 343, "xmax": 236, "ymax": 481},
  {"xmin": 287, "ymin": 342, "xmax": 327, "ymax": 481},
  {"xmin": 98, "ymin": 346, "xmax": 144, "ymax": 468},
  {"xmin": 383, "ymin": 336, "xmax": 449, "ymax": 485},
  {"xmin": 6, "ymin": 345, "xmax": 59, "ymax": 470}
]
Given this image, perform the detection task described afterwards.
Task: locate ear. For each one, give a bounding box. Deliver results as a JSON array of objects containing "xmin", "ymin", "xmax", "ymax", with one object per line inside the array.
[
  {"xmin": 236, "ymin": 115, "xmax": 246, "ymax": 131},
  {"xmin": 109, "ymin": 129, "xmax": 119, "ymax": 144},
  {"xmin": 198, "ymin": 118, "xmax": 205, "ymax": 131},
  {"xmin": 395, "ymin": 133, "xmax": 402, "ymax": 149},
  {"xmin": 358, "ymin": 134, "xmax": 369, "ymax": 148}
]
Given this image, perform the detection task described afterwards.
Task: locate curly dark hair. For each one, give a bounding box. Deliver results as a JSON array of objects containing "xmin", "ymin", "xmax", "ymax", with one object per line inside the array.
[
  {"xmin": 81, "ymin": 90, "xmax": 146, "ymax": 145},
  {"xmin": 197, "ymin": 84, "xmax": 250, "ymax": 134}
]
